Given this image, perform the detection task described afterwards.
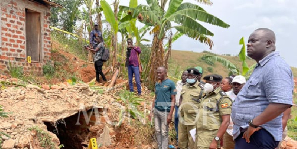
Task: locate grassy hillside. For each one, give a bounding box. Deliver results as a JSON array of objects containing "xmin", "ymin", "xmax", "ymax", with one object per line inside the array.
[{"xmin": 168, "ymin": 50, "xmax": 297, "ymax": 79}]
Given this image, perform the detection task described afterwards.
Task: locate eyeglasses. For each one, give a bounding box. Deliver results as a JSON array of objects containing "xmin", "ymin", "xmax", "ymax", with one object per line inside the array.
[{"xmin": 231, "ymin": 83, "xmax": 242, "ymax": 86}]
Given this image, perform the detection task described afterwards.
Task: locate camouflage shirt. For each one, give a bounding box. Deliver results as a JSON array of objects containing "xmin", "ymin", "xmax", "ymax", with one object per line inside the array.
[{"xmin": 94, "ymin": 42, "xmax": 104, "ymax": 62}]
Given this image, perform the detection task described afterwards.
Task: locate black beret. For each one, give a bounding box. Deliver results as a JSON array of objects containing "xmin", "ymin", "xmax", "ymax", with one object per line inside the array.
[
  {"xmin": 203, "ymin": 74, "xmax": 223, "ymax": 82},
  {"xmin": 187, "ymin": 68, "xmax": 200, "ymax": 76}
]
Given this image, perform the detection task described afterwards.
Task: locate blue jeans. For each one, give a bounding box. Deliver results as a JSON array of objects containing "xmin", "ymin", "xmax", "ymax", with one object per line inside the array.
[
  {"xmin": 174, "ymin": 105, "xmax": 179, "ymax": 141},
  {"xmin": 127, "ymin": 65, "xmax": 141, "ymax": 94},
  {"xmin": 235, "ymin": 128, "xmax": 279, "ymax": 149}
]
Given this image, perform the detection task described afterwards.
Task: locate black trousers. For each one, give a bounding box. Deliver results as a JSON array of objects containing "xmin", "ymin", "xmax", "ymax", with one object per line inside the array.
[
  {"xmin": 235, "ymin": 128, "xmax": 279, "ymax": 149},
  {"xmin": 94, "ymin": 59, "xmax": 106, "ymax": 82}
]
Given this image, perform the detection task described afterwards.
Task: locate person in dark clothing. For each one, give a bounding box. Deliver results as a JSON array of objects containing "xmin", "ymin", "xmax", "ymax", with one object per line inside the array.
[
  {"xmin": 90, "ymin": 36, "xmax": 106, "ymax": 83},
  {"xmin": 89, "ymin": 24, "xmax": 102, "ymax": 62}
]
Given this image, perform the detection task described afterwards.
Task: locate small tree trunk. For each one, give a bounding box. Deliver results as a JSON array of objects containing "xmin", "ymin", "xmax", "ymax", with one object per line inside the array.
[
  {"xmin": 108, "ymin": 69, "xmax": 119, "ymax": 87},
  {"xmin": 95, "ymin": 0, "xmax": 103, "ymax": 33},
  {"xmin": 121, "ymin": 34, "xmax": 126, "ymax": 76},
  {"xmin": 164, "ymin": 32, "xmax": 173, "ymax": 70},
  {"xmin": 112, "ymin": 0, "xmax": 119, "ymax": 70}
]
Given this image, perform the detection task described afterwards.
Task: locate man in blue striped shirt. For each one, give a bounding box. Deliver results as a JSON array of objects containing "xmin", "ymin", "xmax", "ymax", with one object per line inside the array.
[{"xmin": 231, "ymin": 28, "xmax": 294, "ymax": 149}]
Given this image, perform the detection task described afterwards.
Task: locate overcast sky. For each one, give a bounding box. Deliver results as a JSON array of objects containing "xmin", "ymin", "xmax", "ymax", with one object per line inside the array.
[{"xmin": 107, "ymin": 0, "xmax": 297, "ymax": 67}]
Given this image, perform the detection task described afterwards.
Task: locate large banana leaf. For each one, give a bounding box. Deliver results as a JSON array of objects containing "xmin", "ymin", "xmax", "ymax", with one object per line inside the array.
[
  {"xmin": 167, "ymin": 9, "xmax": 230, "ymax": 28},
  {"xmin": 136, "ymin": 8, "xmax": 160, "ymax": 26},
  {"xmin": 119, "ymin": 20, "xmax": 130, "ymax": 30},
  {"xmin": 197, "ymin": 34, "xmax": 214, "ymax": 49},
  {"xmin": 165, "ymin": 0, "xmax": 183, "ymax": 18},
  {"xmin": 174, "ymin": 26, "xmax": 214, "ymax": 49},
  {"xmin": 174, "ymin": 15, "xmax": 214, "ymax": 36},
  {"xmin": 245, "ymin": 63, "xmax": 257, "ymax": 78},
  {"xmin": 194, "ymin": 0, "xmax": 212, "ymax": 5},
  {"xmin": 101, "ymin": 0, "xmax": 118, "ymax": 34},
  {"xmin": 202, "ymin": 55, "xmax": 239, "ymax": 74},
  {"xmin": 146, "ymin": 0, "xmax": 162, "ymax": 13},
  {"xmin": 129, "ymin": 0, "xmax": 137, "ymax": 8},
  {"xmin": 239, "ymin": 37, "xmax": 249, "ymax": 75},
  {"xmin": 177, "ymin": 2, "xmax": 206, "ymax": 12},
  {"xmin": 120, "ymin": 14, "xmax": 133, "ymax": 22}
]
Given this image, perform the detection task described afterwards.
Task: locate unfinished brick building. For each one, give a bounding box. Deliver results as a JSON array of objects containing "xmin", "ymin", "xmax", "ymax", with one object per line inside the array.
[{"xmin": 0, "ymin": 0, "xmax": 61, "ymax": 75}]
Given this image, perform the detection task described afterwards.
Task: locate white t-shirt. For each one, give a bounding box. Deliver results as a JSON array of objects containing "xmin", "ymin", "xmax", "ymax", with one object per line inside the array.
[
  {"xmin": 225, "ymin": 90, "xmax": 236, "ymax": 136},
  {"xmin": 175, "ymin": 80, "xmax": 184, "ymax": 106}
]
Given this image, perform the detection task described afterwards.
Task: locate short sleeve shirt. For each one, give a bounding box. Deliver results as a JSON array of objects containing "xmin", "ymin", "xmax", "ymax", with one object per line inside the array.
[
  {"xmin": 196, "ymin": 87, "xmax": 232, "ymax": 130},
  {"xmin": 231, "ymin": 51, "xmax": 294, "ymax": 141},
  {"xmin": 180, "ymin": 81, "xmax": 202, "ymax": 125},
  {"xmin": 155, "ymin": 79, "xmax": 177, "ymax": 112}
]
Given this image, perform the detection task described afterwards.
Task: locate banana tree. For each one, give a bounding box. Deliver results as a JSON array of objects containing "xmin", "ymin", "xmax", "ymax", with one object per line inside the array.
[
  {"xmin": 100, "ymin": 0, "xmax": 119, "ymax": 69},
  {"xmin": 132, "ymin": 0, "xmax": 230, "ymax": 89},
  {"xmin": 201, "ymin": 37, "xmax": 255, "ymax": 78}
]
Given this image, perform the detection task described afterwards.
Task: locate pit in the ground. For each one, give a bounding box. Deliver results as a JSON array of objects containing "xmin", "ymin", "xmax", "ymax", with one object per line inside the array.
[{"xmin": 44, "ymin": 108, "xmax": 102, "ymax": 149}]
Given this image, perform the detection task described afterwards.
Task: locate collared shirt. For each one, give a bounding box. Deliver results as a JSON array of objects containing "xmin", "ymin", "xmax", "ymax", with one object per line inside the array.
[
  {"xmin": 196, "ymin": 87, "xmax": 232, "ymax": 130},
  {"xmin": 225, "ymin": 90, "xmax": 236, "ymax": 136},
  {"xmin": 126, "ymin": 47, "xmax": 141, "ymax": 67},
  {"xmin": 90, "ymin": 30, "xmax": 102, "ymax": 47},
  {"xmin": 180, "ymin": 81, "xmax": 202, "ymax": 125},
  {"xmin": 225, "ymin": 90, "xmax": 236, "ymax": 101},
  {"xmin": 94, "ymin": 42, "xmax": 104, "ymax": 62},
  {"xmin": 175, "ymin": 80, "xmax": 185, "ymax": 106},
  {"xmin": 155, "ymin": 79, "xmax": 177, "ymax": 112},
  {"xmin": 231, "ymin": 51, "xmax": 294, "ymax": 141}
]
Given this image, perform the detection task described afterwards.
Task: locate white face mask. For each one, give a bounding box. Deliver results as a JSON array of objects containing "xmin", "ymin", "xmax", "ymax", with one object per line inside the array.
[{"xmin": 203, "ymin": 83, "xmax": 214, "ymax": 93}]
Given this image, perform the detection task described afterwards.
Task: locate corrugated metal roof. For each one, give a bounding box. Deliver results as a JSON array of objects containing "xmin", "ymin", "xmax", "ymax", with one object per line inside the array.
[{"xmin": 32, "ymin": 0, "xmax": 63, "ymax": 8}]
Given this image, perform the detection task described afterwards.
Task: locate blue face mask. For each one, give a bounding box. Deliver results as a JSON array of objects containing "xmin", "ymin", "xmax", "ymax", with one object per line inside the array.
[{"xmin": 187, "ymin": 78, "xmax": 196, "ymax": 84}]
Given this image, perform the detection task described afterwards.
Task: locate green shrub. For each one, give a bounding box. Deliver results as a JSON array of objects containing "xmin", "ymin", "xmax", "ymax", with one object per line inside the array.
[
  {"xmin": 8, "ymin": 61, "xmax": 23, "ymax": 78},
  {"xmin": 43, "ymin": 62, "xmax": 55, "ymax": 76},
  {"xmin": 207, "ymin": 67, "xmax": 213, "ymax": 73}
]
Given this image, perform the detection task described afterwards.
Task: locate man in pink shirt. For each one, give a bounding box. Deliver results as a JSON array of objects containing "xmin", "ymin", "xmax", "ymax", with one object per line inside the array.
[{"xmin": 125, "ymin": 38, "xmax": 142, "ymax": 95}]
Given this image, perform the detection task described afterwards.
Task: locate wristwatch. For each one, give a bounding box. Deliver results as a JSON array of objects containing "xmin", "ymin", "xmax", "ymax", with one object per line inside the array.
[
  {"xmin": 214, "ymin": 136, "xmax": 221, "ymax": 149},
  {"xmin": 249, "ymin": 119, "xmax": 260, "ymax": 128}
]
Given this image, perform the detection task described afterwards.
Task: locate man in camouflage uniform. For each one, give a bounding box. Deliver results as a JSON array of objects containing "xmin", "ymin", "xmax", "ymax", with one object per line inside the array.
[
  {"xmin": 178, "ymin": 68, "xmax": 202, "ymax": 149},
  {"xmin": 196, "ymin": 74, "xmax": 232, "ymax": 149}
]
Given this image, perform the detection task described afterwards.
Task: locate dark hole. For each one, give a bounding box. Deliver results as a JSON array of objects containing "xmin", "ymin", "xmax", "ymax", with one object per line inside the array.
[{"xmin": 43, "ymin": 109, "xmax": 99, "ymax": 149}]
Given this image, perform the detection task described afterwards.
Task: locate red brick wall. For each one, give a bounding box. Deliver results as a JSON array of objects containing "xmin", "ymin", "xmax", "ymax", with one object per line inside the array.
[{"xmin": 0, "ymin": 0, "xmax": 52, "ymax": 75}]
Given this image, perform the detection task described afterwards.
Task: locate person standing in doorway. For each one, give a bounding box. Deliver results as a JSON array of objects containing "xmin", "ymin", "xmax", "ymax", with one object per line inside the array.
[{"xmin": 125, "ymin": 38, "xmax": 142, "ymax": 95}]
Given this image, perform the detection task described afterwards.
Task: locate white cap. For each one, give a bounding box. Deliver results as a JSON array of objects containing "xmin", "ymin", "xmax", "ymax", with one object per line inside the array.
[{"xmin": 232, "ymin": 75, "xmax": 246, "ymax": 84}]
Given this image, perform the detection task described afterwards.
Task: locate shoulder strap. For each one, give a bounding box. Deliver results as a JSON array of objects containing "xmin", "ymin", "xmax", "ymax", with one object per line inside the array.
[{"xmin": 215, "ymin": 91, "xmax": 232, "ymax": 112}]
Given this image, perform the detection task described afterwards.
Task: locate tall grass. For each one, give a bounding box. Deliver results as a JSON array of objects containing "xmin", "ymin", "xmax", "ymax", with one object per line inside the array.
[
  {"xmin": 51, "ymin": 30, "xmax": 88, "ymax": 60},
  {"xmin": 8, "ymin": 61, "xmax": 23, "ymax": 78}
]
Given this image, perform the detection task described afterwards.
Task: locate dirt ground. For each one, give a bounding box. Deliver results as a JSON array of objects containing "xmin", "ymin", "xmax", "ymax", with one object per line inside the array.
[{"xmin": 0, "ymin": 75, "xmax": 155, "ymax": 149}]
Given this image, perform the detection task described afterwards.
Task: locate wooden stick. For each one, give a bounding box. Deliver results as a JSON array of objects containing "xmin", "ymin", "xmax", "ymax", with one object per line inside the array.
[
  {"xmin": 108, "ymin": 69, "xmax": 119, "ymax": 88},
  {"xmin": 105, "ymin": 80, "xmax": 128, "ymax": 92}
]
